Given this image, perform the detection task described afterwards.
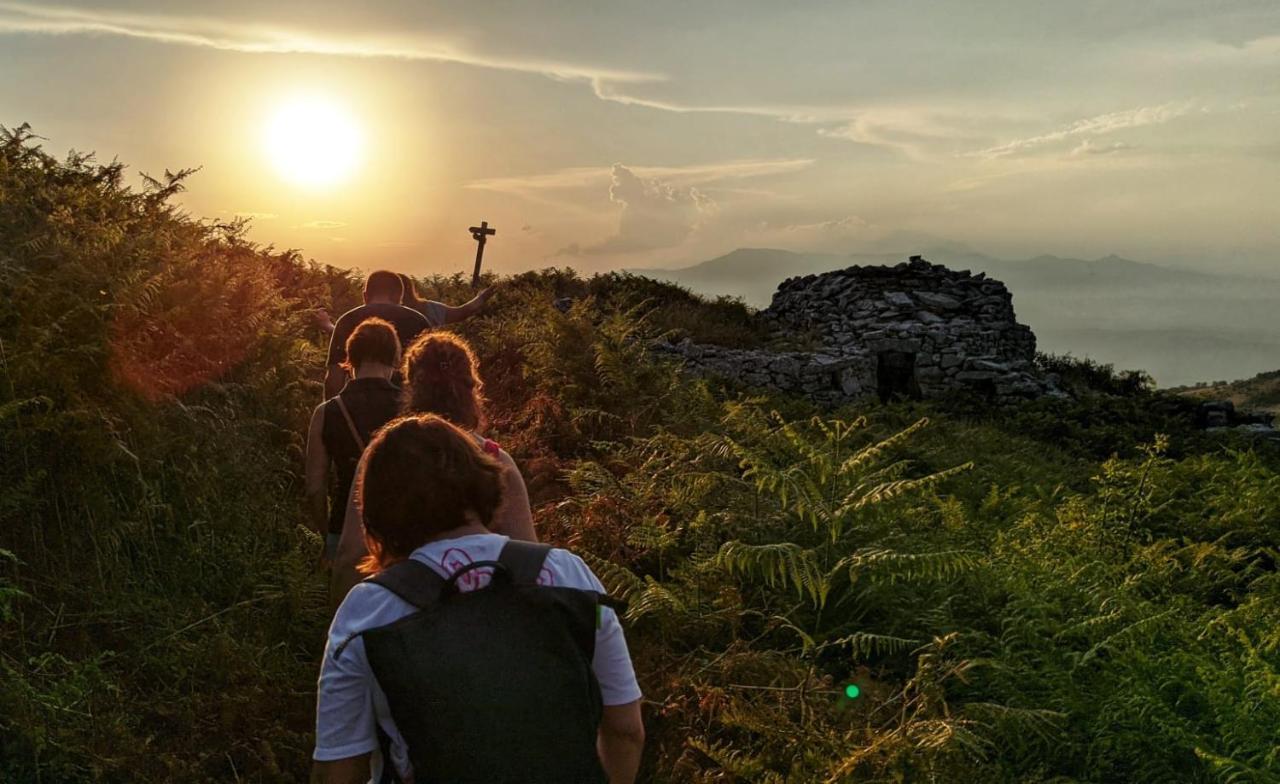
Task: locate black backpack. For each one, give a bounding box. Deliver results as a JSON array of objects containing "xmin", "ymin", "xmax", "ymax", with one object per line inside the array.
[{"xmin": 356, "ymin": 540, "xmax": 625, "ymax": 784}]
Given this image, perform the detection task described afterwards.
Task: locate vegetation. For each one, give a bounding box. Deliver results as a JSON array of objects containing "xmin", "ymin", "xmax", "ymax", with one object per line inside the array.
[
  {"xmin": 1175, "ymin": 369, "xmax": 1280, "ymax": 416},
  {"xmin": 3, "ymin": 127, "xmax": 1279, "ymax": 782}
]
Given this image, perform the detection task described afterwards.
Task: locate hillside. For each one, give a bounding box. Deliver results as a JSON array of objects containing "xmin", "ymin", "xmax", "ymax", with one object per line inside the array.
[
  {"xmin": 1175, "ymin": 369, "xmax": 1280, "ymax": 415},
  {"xmin": 4, "ymin": 129, "xmax": 1280, "ymax": 783},
  {"xmin": 634, "ymin": 248, "xmax": 1280, "ymax": 387}
]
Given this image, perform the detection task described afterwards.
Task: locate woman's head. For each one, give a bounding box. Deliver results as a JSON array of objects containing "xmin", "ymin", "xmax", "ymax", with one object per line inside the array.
[
  {"xmin": 398, "ymin": 273, "xmax": 424, "ymax": 308},
  {"xmin": 357, "ymin": 414, "xmax": 505, "ymax": 573},
  {"xmin": 401, "ymin": 332, "xmax": 486, "ymax": 431},
  {"xmin": 340, "ymin": 317, "xmax": 400, "ymax": 375}
]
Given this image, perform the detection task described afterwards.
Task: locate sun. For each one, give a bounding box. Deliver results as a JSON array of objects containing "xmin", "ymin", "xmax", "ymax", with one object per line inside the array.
[{"xmin": 263, "ymin": 95, "xmax": 364, "ymax": 188}]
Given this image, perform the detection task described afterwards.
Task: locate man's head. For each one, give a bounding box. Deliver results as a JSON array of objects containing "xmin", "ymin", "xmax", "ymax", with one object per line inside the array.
[
  {"xmin": 356, "ymin": 414, "xmax": 505, "ymax": 573},
  {"xmin": 341, "ymin": 318, "xmax": 400, "ymax": 376},
  {"xmin": 363, "ymin": 270, "xmax": 405, "ymax": 305}
]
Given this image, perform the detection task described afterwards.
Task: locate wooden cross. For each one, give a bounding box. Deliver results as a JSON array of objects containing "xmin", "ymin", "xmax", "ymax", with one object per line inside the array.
[{"xmin": 468, "ymin": 220, "xmax": 496, "ymax": 289}]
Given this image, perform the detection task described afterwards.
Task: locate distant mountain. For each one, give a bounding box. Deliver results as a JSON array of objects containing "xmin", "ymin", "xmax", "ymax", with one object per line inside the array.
[{"xmin": 631, "ymin": 247, "xmax": 1280, "ymax": 387}]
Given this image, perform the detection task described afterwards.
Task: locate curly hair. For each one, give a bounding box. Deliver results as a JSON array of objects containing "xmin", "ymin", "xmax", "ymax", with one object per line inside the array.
[
  {"xmin": 356, "ymin": 414, "xmax": 504, "ymax": 573},
  {"xmin": 400, "ymin": 332, "xmax": 486, "ymax": 431}
]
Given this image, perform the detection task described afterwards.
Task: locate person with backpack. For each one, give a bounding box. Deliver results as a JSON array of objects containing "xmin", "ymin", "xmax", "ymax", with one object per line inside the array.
[
  {"xmin": 324, "ymin": 271, "xmax": 430, "ymax": 399},
  {"xmin": 311, "ymin": 415, "xmax": 645, "ymax": 784},
  {"xmin": 330, "ymin": 332, "xmax": 536, "ymax": 598},
  {"xmin": 306, "ymin": 318, "xmax": 404, "ymax": 562}
]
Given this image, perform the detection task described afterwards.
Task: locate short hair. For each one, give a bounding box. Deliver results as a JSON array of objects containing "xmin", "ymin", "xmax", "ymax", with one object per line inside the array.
[
  {"xmin": 341, "ymin": 318, "xmax": 400, "ymax": 374},
  {"xmin": 357, "ymin": 414, "xmax": 505, "ymax": 573},
  {"xmin": 401, "ymin": 333, "xmax": 486, "ymax": 431},
  {"xmin": 365, "ymin": 270, "xmax": 404, "ymax": 301}
]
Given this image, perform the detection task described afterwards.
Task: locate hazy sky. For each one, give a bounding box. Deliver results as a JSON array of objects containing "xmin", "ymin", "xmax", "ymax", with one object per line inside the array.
[{"xmin": 3, "ymin": 1, "xmax": 1278, "ymax": 277}]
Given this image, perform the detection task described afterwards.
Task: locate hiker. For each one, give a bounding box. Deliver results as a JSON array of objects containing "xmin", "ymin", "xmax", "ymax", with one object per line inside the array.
[
  {"xmin": 311, "ymin": 415, "xmax": 645, "ymax": 784},
  {"xmin": 324, "ymin": 271, "xmax": 429, "ymax": 398},
  {"xmin": 312, "ymin": 274, "xmax": 494, "ymax": 339},
  {"xmin": 305, "ymin": 318, "xmax": 403, "ymax": 562},
  {"xmin": 330, "ymin": 332, "xmax": 536, "ymax": 599},
  {"xmin": 398, "ymin": 272, "xmax": 495, "ymax": 328}
]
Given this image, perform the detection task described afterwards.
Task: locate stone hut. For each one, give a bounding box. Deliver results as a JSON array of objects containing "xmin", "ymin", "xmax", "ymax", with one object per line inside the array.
[{"xmin": 653, "ymin": 256, "xmax": 1057, "ymax": 405}]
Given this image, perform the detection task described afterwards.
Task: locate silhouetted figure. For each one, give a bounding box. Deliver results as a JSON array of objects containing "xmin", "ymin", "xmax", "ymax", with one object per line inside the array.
[
  {"xmin": 324, "ymin": 271, "xmax": 428, "ymax": 398},
  {"xmin": 306, "ymin": 318, "xmax": 402, "ymax": 561}
]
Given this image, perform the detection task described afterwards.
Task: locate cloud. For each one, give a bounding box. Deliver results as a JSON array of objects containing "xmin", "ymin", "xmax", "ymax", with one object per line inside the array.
[
  {"xmin": 969, "ymin": 102, "xmax": 1193, "ymax": 159},
  {"xmin": 817, "ymin": 109, "xmax": 995, "ymax": 160},
  {"xmin": 467, "ymin": 157, "xmax": 814, "ymax": 197},
  {"xmin": 1070, "ymin": 139, "xmax": 1132, "ymax": 156},
  {"xmin": 779, "ymin": 215, "xmax": 873, "ymax": 234},
  {"xmin": 232, "ymin": 211, "xmax": 277, "ymax": 221},
  {"xmin": 744, "ymin": 214, "xmax": 878, "ymax": 252},
  {"xmin": 0, "ymin": 2, "xmax": 659, "ymax": 86},
  {"xmin": 558, "ymin": 164, "xmax": 717, "ymax": 256},
  {"xmin": 298, "ymin": 220, "xmax": 347, "ymax": 229}
]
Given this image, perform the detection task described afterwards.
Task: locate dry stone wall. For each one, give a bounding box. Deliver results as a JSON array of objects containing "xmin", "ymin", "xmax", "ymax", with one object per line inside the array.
[{"xmin": 654, "ymin": 256, "xmax": 1061, "ymax": 404}]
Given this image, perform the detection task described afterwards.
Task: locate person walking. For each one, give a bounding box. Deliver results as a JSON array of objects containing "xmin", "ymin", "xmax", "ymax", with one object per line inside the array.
[
  {"xmin": 330, "ymin": 332, "xmax": 535, "ymax": 599},
  {"xmin": 324, "ymin": 271, "xmax": 429, "ymax": 399},
  {"xmin": 311, "ymin": 415, "xmax": 644, "ymax": 784},
  {"xmin": 305, "ymin": 319, "xmax": 403, "ymax": 562}
]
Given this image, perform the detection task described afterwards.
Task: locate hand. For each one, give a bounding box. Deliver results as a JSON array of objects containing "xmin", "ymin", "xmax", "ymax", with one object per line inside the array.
[{"xmin": 313, "ymin": 307, "xmax": 335, "ymax": 334}]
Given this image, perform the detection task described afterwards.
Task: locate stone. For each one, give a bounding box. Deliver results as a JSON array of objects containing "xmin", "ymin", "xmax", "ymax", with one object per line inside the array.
[
  {"xmin": 663, "ymin": 255, "xmax": 1047, "ymax": 406},
  {"xmin": 913, "ymin": 291, "xmax": 962, "ymax": 310}
]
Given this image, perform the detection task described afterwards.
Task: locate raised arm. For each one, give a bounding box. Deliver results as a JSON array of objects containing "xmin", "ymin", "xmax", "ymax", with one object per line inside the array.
[
  {"xmin": 304, "ymin": 404, "xmax": 330, "ymax": 541},
  {"xmin": 441, "ymin": 286, "xmax": 494, "ymax": 325}
]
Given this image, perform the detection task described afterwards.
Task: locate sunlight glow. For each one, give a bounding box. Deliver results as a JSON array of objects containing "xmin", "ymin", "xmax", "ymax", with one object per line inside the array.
[{"xmin": 263, "ymin": 95, "xmax": 364, "ymax": 188}]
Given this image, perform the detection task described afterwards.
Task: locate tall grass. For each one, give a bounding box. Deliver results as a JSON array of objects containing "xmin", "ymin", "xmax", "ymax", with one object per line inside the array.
[{"xmin": 3, "ymin": 126, "xmax": 1278, "ymax": 782}]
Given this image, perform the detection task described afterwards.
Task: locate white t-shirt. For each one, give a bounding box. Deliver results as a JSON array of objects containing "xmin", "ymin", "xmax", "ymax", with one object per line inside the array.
[{"xmin": 313, "ymin": 533, "xmax": 642, "ymax": 780}]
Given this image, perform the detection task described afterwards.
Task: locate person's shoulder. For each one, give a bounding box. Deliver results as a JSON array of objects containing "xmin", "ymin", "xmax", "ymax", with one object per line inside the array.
[
  {"xmin": 542, "ymin": 547, "xmax": 604, "ymax": 591},
  {"xmin": 334, "ymin": 304, "xmax": 368, "ymax": 324},
  {"xmin": 331, "ymin": 578, "xmax": 419, "ymax": 636},
  {"xmin": 421, "ymin": 300, "xmax": 448, "ymax": 327},
  {"xmin": 400, "ymin": 304, "xmax": 431, "ymax": 325}
]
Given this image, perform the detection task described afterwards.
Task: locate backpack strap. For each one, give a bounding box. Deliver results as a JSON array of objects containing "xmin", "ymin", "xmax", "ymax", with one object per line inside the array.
[
  {"xmin": 497, "ymin": 540, "xmax": 552, "ymax": 585},
  {"xmin": 365, "ymin": 558, "xmax": 447, "ymax": 610},
  {"xmin": 334, "ymin": 394, "xmax": 366, "ymax": 451}
]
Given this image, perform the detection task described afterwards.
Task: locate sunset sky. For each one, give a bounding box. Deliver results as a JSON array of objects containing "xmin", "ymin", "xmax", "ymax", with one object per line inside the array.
[{"xmin": 3, "ymin": 1, "xmax": 1278, "ymax": 277}]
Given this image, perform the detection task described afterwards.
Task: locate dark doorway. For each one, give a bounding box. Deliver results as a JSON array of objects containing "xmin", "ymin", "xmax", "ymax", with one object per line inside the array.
[{"xmin": 877, "ymin": 351, "xmax": 921, "ymax": 403}]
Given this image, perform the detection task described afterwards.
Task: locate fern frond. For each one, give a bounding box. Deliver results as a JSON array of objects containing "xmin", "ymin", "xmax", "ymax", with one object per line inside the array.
[{"xmin": 715, "ymin": 540, "xmax": 830, "ymax": 607}]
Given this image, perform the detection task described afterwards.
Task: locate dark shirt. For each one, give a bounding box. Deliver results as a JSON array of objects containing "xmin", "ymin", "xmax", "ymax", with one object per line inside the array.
[
  {"xmin": 321, "ymin": 377, "xmax": 402, "ymax": 535},
  {"xmin": 325, "ymin": 303, "xmax": 430, "ymax": 367}
]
